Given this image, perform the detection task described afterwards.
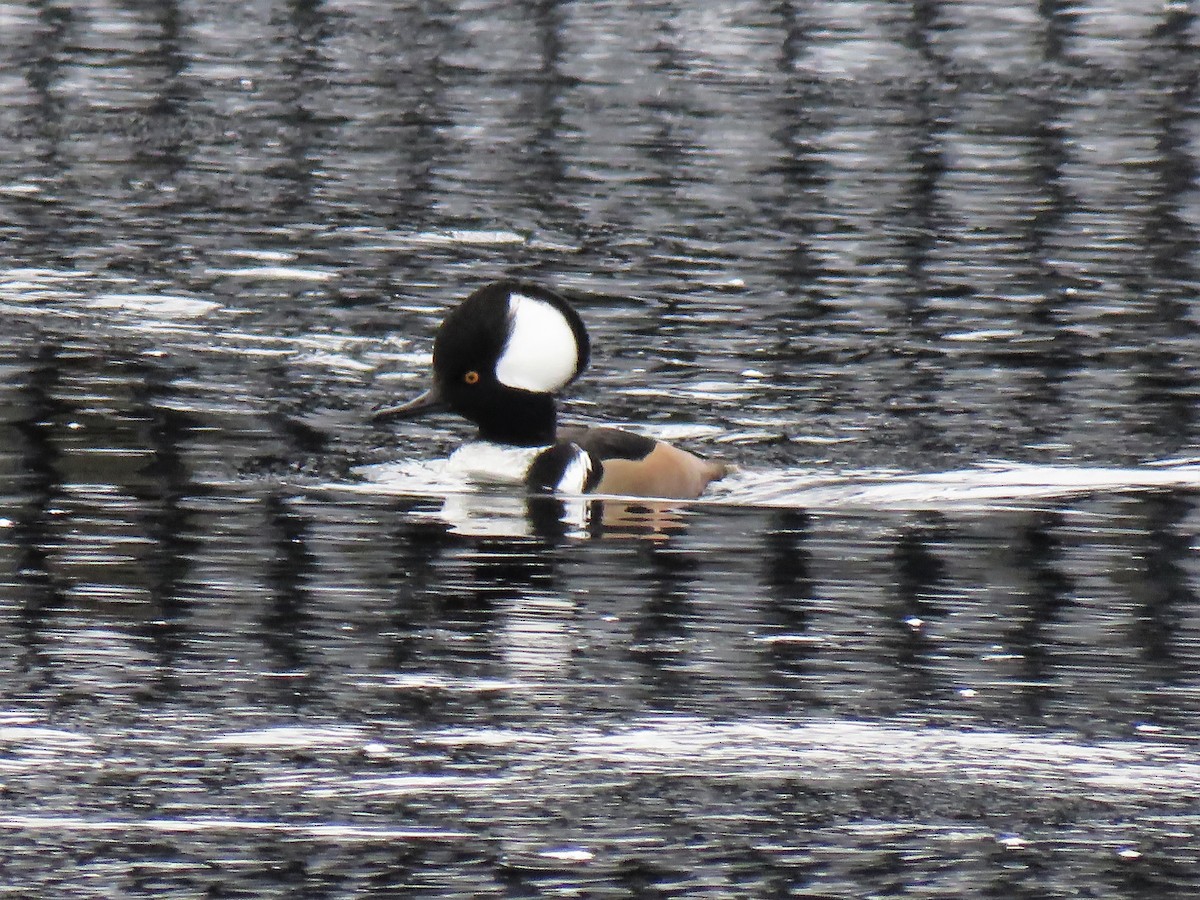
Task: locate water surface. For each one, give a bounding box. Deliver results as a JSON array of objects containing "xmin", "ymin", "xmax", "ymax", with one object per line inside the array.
[{"xmin": 3, "ymin": 0, "xmax": 1200, "ymax": 896}]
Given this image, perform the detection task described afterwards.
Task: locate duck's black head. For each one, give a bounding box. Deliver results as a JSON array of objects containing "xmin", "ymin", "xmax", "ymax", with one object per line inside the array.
[{"xmin": 373, "ymin": 280, "xmax": 590, "ymax": 446}]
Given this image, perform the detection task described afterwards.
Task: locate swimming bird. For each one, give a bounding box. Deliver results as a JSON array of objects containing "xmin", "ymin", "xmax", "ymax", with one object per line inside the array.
[{"xmin": 372, "ymin": 280, "xmax": 730, "ymax": 499}]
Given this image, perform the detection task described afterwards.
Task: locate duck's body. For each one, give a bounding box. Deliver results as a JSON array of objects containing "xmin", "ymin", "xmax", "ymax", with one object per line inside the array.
[
  {"xmin": 557, "ymin": 425, "xmax": 728, "ymax": 498},
  {"xmin": 373, "ymin": 280, "xmax": 729, "ymax": 500}
]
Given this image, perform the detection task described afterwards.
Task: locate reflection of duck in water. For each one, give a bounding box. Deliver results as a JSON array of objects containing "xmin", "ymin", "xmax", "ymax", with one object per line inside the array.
[{"xmin": 373, "ymin": 280, "xmax": 730, "ymax": 500}]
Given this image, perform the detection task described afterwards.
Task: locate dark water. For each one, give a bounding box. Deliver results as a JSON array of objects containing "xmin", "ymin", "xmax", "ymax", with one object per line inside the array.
[{"xmin": 4, "ymin": 0, "xmax": 1200, "ymax": 896}]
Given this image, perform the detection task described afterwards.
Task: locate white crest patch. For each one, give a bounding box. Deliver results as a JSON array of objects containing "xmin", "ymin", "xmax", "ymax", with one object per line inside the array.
[{"xmin": 494, "ymin": 292, "xmax": 579, "ymax": 393}]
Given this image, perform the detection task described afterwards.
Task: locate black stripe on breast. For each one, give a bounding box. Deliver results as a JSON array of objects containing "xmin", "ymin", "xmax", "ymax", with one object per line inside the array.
[
  {"xmin": 556, "ymin": 426, "xmax": 657, "ymax": 463},
  {"xmin": 526, "ymin": 442, "xmax": 602, "ymax": 492}
]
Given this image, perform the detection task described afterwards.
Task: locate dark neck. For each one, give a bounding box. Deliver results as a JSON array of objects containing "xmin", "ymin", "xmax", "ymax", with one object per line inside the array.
[{"xmin": 474, "ymin": 393, "xmax": 557, "ymax": 446}]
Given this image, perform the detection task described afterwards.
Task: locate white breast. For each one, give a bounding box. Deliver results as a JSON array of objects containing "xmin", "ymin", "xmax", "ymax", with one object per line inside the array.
[
  {"xmin": 445, "ymin": 441, "xmax": 594, "ymax": 494},
  {"xmin": 494, "ymin": 291, "xmax": 579, "ymax": 393},
  {"xmin": 446, "ymin": 442, "xmax": 545, "ymax": 485}
]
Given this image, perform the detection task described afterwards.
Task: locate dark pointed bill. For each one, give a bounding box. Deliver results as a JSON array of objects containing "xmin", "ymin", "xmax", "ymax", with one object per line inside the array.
[{"xmin": 371, "ymin": 386, "xmax": 446, "ymax": 423}]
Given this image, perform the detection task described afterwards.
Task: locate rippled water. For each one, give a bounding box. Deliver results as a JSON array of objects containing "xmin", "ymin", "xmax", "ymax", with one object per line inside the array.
[{"xmin": 3, "ymin": 0, "xmax": 1200, "ymax": 896}]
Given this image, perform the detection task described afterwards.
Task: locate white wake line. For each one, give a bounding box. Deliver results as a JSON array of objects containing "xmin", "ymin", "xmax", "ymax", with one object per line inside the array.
[
  {"xmin": 0, "ymin": 816, "xmax": 470, "ymax": 841},
  {"xmin": 349, "ymin": 460, "xmax": 1200, "ymax": 512},
  {"xmin": 567, "ymin": 718, "xmax": 1200, "ymax": 794},
  {"xmin": 710, "ymin": 461, "xmax": 1200, "ymax": 510}
]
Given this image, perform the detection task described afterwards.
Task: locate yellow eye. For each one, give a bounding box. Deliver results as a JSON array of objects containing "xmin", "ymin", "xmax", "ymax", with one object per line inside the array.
[{"xmin": 463, "ymin": 370, "xmax": 480, "ymax": 385}]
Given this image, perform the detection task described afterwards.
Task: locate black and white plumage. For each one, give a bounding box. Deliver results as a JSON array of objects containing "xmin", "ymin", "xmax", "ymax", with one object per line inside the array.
[{"xmin": 373, "ymin": 280, "xmax": 729, "ymax": 499}]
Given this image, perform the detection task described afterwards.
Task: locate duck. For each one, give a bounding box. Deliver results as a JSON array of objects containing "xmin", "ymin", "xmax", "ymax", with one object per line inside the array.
[{"xmin": 372, "ymin": 280, "xmax": 730, "ymax": 499}]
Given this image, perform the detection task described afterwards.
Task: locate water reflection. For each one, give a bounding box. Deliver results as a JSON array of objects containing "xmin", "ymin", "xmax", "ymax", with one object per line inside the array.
[
  {"xmin": 887, "ymin": 517, "xmax": 945, "ymax": 707},
  {"xmin": 260, "ymin": 491, "xmax": 316, "ymax": 703},
  {"xmin": 8, "ymin": 343, "xmax": 66, "ymax": 648},
  {"xmin": 1002, "ymin": 511, "xmax": 1072, "ymax": 722},
  {"xmin": 758, "ymin": 510, "xmax": 818, "ymax": 704},
  {"xmin": 1124, "ymin": 493, "xmax": 1197, "ymax": 706}
]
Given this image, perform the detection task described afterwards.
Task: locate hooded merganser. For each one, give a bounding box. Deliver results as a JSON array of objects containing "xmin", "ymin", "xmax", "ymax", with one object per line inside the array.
[{"xmin": 372, "ymin": 280, "xmax": 730, "ymax": 499}]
